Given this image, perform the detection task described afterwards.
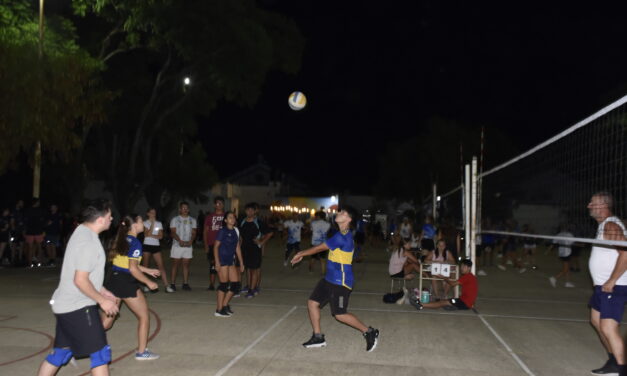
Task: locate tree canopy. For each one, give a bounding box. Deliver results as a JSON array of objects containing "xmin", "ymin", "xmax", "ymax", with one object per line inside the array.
[{"xmin": 0, "ymin": 1, "xmax": 108, "ymax": 173}]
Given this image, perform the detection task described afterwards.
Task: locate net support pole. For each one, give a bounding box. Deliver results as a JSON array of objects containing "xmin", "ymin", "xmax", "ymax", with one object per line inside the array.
[
  {"xmin": 432, "ymin": 183, "xmax": 437, "ymax": 223},
  {"xmin": 470, "ymin": 157, "xmax": 478, "ymax": 274},
  {"xmin": 464, "ymin": 164, "xmax": 471, "ymax": 260}
]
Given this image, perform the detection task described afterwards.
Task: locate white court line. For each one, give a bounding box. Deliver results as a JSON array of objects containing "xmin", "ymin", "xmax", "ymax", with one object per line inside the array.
[
  {"xmin": 479, "ymin": 313, "xmax": 589, "ymax": 323},
  {"xmin": 478, "ymin": 314, "xmax": 535, "ymax": 376},
  {"xmin": 262, "ymin": 287, "xmax": 382, "ymax": 296},
  {"xmin": 2, "ymin": 289, "xmax": 589, "ymax": 304},
  {"xmin": 215, "ymin": 305, "xmax": 297, "ymax": 376},
  {"xmin": 3, "ymin": 294, "xmax": 601, "ymax": 323},
  {"xmin": 477, "ymin": 297, "xmax": 583, "ymax": 305}
]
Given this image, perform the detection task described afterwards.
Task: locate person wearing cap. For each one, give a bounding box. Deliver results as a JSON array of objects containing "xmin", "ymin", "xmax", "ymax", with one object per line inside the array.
[{"xmin": 411, "ymin": 259, "xmax": 478, "ymax": 311}]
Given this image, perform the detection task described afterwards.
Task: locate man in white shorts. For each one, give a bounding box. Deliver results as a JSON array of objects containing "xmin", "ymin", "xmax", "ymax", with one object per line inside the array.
[{"xmin": 169, "ymin": 202, "xmax": 197, "ymax": 291}]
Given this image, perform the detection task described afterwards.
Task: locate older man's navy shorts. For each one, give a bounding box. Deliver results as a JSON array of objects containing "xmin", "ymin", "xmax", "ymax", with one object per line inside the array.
[{"xmin": 589, "ymin": 285, "xmax": 627, "ymax": 323}]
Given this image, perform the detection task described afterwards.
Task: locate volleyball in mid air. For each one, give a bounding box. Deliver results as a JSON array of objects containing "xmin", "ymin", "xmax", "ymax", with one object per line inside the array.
[{"xmin": 288, "ymin": 91, "xmax": 307, "ymax": 111}]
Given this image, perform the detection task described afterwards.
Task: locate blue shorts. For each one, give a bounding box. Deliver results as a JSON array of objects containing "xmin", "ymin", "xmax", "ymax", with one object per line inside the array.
[
  {"xmin": 589, "ymin": 285, "xmax": 627, "ymax": 323},
  {"xmin": 218, "ymin": 251, "xmax": 236, "ymax": 266}
]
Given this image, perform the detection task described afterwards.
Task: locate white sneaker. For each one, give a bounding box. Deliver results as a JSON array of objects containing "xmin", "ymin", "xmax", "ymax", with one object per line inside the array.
[
  {"xmin": 397, "ymin": 287, "xmax": 408, "ymax": 305},
  {"xmin": 549, "ymin": 276, "xmax": 556, "ymax": 288},
  {"xmin": 477, "ymin": 270, "xmax": 487, "ymax": 276},
  {"xmin": 165, "ymin": 285, "xmax": 175, "ymax": 293},
  {"xmin": 518, "ymin": 268, "xmax": 527, "ymax": 274},
  {"xmin": 497, "ymin": 265, "xmax": 506, "ymax": 271},
  {"xmin": 283, "ymin": 260, "xmax": 288, "ymax": 267},
  {"xmin": 564, "ymin": 282, "xmax": 575, "ymax": 288},
  {"xmin": 506, "ymin": 260, "xmax": 513, "ymax": 266}
]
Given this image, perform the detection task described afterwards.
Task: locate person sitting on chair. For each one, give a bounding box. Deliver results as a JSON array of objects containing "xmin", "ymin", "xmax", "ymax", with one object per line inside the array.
[{"xmin": 388, "ymin": 234, "xmax": 421, "ymax": 280}]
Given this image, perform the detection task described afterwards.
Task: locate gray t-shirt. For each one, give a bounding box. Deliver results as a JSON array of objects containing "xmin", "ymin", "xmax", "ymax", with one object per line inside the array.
[{"xmin": 50, "ymin": 224, "xmax": 106, "ymax": 314}]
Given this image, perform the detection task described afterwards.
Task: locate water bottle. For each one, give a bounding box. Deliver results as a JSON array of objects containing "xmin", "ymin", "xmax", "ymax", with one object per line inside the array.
[{"xmin": 421, "ymin": 289, "xmax": 430, "ymax": 303}]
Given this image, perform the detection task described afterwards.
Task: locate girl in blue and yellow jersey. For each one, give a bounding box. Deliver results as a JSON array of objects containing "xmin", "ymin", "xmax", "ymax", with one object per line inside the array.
[{"xmin": 102, "ymin": 215, "xmax": 161, "ymax": 360}]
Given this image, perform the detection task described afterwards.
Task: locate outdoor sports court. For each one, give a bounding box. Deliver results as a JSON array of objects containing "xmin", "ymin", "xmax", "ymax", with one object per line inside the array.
[{"xmin": 0, "ymin": 238, "xmax": 617, "ymax": 375}]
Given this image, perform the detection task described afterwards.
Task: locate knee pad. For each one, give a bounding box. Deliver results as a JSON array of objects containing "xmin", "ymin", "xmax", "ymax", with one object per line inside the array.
[
  {"xmin": 218, "ymin": 282, "xmax": 229, "ymax": 292},
  {"xmin": 229, "ymin": 282, "xmax": 241, "ymax": 294},
  {"xmin": 46, "ymin": 347, "xmax": 73, "ymax": 367},
  {"xmin": 90, "ymin": 345, "xmax": 111, "ymax": 369}
]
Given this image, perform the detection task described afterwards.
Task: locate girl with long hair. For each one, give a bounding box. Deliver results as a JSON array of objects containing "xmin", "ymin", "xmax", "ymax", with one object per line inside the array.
[
  {"xmin": 213, "ymin": 212, "xmax": 244, "ymax": 317},
  {"xmin": 388, "ymin": 233, "xmax": 421, "ymax": 280},
  {"xmin": 141, "ymin": 208, "xmax": 173, "ymax": 292},
  {"xmin": 426, "ymin": 239, "xmax": 455, "ymax": 300},
  {"xmin": 102, "ymin": 215, "xmax": 161, "ymax": 360}
]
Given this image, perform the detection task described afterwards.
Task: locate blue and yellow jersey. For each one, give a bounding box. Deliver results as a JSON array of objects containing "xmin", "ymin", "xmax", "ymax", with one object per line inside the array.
[
  {"xmin": 112, "ymin": 235, "xmax": 143, "ymax": 273},
  {"xmin": 324, "ymin": 230, "xmax": 354, "ymax": 289}
]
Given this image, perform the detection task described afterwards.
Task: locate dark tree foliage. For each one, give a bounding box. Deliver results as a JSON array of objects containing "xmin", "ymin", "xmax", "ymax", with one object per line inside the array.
[
  {"xmin": 69, "ymin": 0, "xmax": 304, "ymax": 214},
  {"xmin": 375, "ymin": 117, "xmax": 518, "ymax": 205}
]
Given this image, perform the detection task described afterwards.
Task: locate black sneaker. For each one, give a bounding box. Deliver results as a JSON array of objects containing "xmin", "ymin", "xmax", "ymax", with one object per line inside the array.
[
  {"xmin": 207, "ymin": 284, "xmax": 215, "ymax": 291},
  {"xmin": 591, "ymin": 359, "xmax": 619, "ymax": 375},
  {"xmin": 302, "ymin": 333, "xmax": 326, "ymax": 348},
  {"xmin": 409, "ymin": 296, "xmax": 424, "ymax": 310},
  {"xmin": 182, "ymin": 284, "xmax": 191, "ymax": 291},
  {"xmin": 225, "ymin": 305, "xmax": 233, "ymax": 315},
  {"xmin": 363, "ymin": 327, "xmax": 379, "ymax": 352},
  {"xmin": 214, "ymin": 307, "xmax": 231, "ymax": 317},
  {"xmin": 168, "ymin": 284, "xmax": 177, "ymax": 292}
]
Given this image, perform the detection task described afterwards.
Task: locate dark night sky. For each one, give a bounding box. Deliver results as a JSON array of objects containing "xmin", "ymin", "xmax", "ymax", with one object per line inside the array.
[{"xmin": 199, "ymin": 2, "xmax": 627, "ymax": 194}]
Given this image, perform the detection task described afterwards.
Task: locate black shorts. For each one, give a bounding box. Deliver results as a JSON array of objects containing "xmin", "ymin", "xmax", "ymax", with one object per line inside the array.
[
  {"xmin": 311, "ymin": 249, "xmax": 328, "ymax": 260},
  {"xmin": 421, "ymin": 238, "xmax": 435, "ymax": 251},
  {"xmin": 559, "ymin": 255, "xmax": 572, "ymax": 262},
  {"xmin": 242, "ymin": 244, "xmax": 262, "ymax": 269},
  {"xmin": 143, "ymin": 244, "xmax": 161, "ymax": 254},
  {"xmin": 54, "ymin": 305, "xmax": 108, "ymax": 357},
  {"xmin": 390, "ymin": 271, "xmax": 405, "ymax": 279},
  {"xmin": 449, "ymin": 298, "xmax": 469, "ymax": 310},
  {"xmin": 286, "ymin": 242, "xmax": 300, "ymax": 253},
  {"xmin": 571, "ymin": 246, "xmax": 582, "ymax": 257},
  {"xmin": 309, "ymin": 279, "xmax": 351, "ymax": 316},
  {"xmin": 104, "ymin": 271, "xmax": 139, "ymax": 298}
]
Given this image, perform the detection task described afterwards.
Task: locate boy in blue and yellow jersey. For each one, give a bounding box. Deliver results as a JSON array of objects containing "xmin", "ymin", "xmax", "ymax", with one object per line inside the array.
[{"xmin": 291, "ymin": 206, "xmax": 379, "ymax": 352}]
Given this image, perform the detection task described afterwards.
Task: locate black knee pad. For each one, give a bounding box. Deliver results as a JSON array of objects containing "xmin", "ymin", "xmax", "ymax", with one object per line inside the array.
[
  {"xmin": 229, "ymin": 282, "xmax": 241, "ymax": 294},
  {"xmin": 218, "ymin": 282, "xmax": 229, "ymax": 292}
]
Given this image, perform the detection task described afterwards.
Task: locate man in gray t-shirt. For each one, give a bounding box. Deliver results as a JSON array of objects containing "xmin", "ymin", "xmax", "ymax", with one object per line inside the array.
[{"xmin": 38, "ymin": 200, "xmax": 118, "ymax": 376}]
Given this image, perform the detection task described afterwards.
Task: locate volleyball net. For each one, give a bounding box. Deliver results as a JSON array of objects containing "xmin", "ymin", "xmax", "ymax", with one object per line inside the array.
[
  {"xmin": 479, "ymin": 95, "xmax": 627, "ymax": 248},
  {"xmin": 437, "ymin": 95, "xmax": 627, "ymax": 269}
]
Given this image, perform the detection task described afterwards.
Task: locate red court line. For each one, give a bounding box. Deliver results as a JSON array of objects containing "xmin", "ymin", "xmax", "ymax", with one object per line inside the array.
[
  {"xmin": 0, "ymin": 315, "xmax": 17, "ymax": 322},
  {"xmin": 77, "ymin": 308, "xmax": 161, "ymax": 376},
  {"xmin": 0, "ymin": 327, "xmax": 54, "ymax": 366}
]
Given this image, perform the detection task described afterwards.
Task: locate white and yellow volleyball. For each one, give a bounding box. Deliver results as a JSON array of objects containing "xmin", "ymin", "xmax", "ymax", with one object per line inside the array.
[{"xmin": 288, "ymin": 91, "xmax": 307, "ymax": 111}]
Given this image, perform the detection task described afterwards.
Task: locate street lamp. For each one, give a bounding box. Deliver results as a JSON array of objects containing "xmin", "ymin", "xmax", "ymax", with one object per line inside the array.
[{"xmin": 179, "ymin": 76, "xmax": 191, "ymax": 155}]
